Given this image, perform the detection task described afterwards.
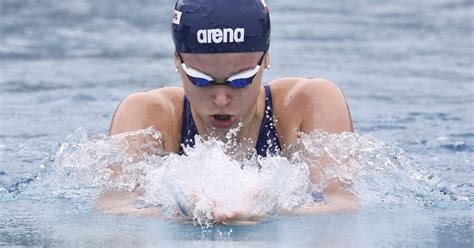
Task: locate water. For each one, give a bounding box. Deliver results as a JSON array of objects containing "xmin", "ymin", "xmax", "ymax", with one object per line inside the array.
[{"xmin": 1, "ymin": 0, "xmax": 473, "ymax": 246}]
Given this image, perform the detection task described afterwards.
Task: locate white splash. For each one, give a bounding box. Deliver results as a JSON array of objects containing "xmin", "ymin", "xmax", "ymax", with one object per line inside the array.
[
  {"xmin": 141, "ymin": 137, "xmax": 314, "ymax": 225},
  {"xmin": 290, "ymin": 130, "xmax": 468, "ymax": 207},
  {"xmin": 22, "ymin": 127, "xmax": 468, "ymax": 226}
]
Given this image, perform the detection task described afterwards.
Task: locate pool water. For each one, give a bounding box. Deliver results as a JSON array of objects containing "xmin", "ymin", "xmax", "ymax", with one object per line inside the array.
[{"xmin": 1, "ymin": 0, "xmax": 473, "ymax": 247}]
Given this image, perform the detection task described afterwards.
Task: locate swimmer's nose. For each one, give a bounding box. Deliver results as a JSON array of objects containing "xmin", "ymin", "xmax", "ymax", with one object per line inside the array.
[{"xmin": 211, "ymin": 87, "xmax": 232, "ymax": 107}]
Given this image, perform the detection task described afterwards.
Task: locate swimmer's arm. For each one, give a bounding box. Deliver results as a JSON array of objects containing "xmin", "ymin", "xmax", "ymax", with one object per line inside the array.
[
  {"xmin": 96, "ymin": 91, "xmax": 178, "ymax": 216},
  {"xmin": 99, "ymin": 92, "xmax": 167, "ymax": 183},
  {"xmin": 289, "ymin": 79, "xmax": 358, "ymax": 214}
]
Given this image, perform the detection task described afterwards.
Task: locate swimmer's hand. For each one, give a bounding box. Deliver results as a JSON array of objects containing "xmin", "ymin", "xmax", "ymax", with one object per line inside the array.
[
  {"xmin": 172, "ymin": 195, "xmax": 267, "ymax": 226},
  {"xmin": 211, "ymin": 209, "xmax": 267, "ymax": 226}
]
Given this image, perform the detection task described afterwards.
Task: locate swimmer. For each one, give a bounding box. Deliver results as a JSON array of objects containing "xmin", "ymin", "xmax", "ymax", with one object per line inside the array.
[{"xmin": 96, "ymin": 0, "xmax": 359, "ymax": 223}]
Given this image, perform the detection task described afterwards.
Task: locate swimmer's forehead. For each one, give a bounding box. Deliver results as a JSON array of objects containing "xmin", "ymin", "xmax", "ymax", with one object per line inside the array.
[{"xmin": 181, "ymin": 52, "xmax": 264, "ymax": 73}]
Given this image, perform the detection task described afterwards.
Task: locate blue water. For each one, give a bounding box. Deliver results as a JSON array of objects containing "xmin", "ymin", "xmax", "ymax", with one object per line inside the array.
[{"xmin": 1, "ymin": 0, "xmax": 473, "ymax": 246}]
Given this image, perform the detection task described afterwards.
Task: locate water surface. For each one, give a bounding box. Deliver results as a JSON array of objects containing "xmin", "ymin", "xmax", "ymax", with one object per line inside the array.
[{"xmin": 1, "ymin": 0, "xmax": 473, "ymax": 247}]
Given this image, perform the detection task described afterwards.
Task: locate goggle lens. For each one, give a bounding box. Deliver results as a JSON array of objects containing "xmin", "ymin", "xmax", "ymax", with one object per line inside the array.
[
  {"xmin": 229, "ymin": 77, "xmax": 254, "ymax": 88},
  {"xmin": 189, "ymin": 76, "xmax": 211, "ymax": 87}
]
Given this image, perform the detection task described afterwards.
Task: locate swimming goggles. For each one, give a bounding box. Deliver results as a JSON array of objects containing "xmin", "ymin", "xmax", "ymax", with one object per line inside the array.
[{"xmin": 178, "ymin": 52, "xmax": 266, "ymax": 88}]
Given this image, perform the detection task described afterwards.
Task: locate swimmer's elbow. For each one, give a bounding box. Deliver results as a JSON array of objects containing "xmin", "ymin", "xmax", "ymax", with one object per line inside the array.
[
  {"xmin": 95, "ymin": 191, "xmax": 163, "ymax": 217},
  {"xmin": 289, "ymin": 178, "xmax": 360, "ymax": 215},
  {"xmin": 323, "ymin": 178, "xmax": 360, "ymax": 210},
  {"xmin": 325, "ymin": 191, "xmax": 361, "ymax": 212}
]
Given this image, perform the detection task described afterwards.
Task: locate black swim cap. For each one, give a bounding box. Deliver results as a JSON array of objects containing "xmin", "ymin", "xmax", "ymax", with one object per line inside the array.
[{"xmin": 172, "ymin": 0, "xmax": 271, "ymax": 53}]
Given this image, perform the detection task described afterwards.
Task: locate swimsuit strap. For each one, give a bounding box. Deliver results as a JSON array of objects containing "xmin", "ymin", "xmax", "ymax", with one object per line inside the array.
[
  {"xmin": 179, "ymin": 96, "xmax": 198, "ymax": 155},
  {"xmin": 179, "ymin": 85, "xmax": 281, "ymax": 157},
  {"xmin": 255, "ymin": 85, "xmax": 282, "ymax": 157}
]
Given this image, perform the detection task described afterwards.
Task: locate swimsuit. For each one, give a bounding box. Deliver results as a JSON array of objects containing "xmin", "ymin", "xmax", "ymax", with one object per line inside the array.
[{"xmin": 179, "ymin": 85, "xmax": 281, "ymax": 157}]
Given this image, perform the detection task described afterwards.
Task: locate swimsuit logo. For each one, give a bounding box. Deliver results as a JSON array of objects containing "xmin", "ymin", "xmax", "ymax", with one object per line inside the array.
[{"xmin": 196, "ymin": 28, "xmax": 245, "ymax": 44}]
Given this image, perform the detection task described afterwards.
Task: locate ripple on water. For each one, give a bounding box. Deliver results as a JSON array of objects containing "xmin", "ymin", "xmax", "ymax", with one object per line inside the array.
[
  {"xmin": 0, "ymin": 81, "xmax": 71, "ymax": 93},
  {"xmin": 440, "ymin": 142, "xmax": 472, "ymax": 152},
  {"xmin": 450, "ymin": 133, "xmax": 474, "ymax": 138}
]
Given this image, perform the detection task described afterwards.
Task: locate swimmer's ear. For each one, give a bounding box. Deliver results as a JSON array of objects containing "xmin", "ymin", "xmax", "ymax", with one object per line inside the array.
[
  {"xmin": 264, "ymin": 52, "xmax": 270, "ymax": 69},
  {"xmin": 174, "ymin": 51, "xmax": 180, "ymax": 72}
]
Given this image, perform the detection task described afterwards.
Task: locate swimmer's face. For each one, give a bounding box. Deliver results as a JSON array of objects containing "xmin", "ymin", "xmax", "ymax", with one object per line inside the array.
[{"xmin": 176, "ymin": 52, "xmax": 268, "ymax": 130}]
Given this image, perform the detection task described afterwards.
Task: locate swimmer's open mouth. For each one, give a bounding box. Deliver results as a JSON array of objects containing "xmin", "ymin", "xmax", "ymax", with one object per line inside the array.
[
  {"xmin": 210, "ymin": 114, "xmax": 235, "ymax": 128},
  {"xmin": 213, "ymin": 114, "xmax": 231, "ymax": 121}
]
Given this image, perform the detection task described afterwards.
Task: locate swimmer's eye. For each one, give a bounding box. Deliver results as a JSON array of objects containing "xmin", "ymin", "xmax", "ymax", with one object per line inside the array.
[{"xmin": 178, "ymin": 52, "xmax": 265, "ymax": 88}]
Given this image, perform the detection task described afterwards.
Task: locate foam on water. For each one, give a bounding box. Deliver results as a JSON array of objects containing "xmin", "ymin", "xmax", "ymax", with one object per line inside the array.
[{"xmin": 2, "ymin": 127, "xmax": 469, "ymax": 226}]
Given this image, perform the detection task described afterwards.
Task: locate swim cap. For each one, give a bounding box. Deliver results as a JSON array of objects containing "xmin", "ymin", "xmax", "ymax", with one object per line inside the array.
[{"xmin": 172, "ymin": 0, "xmax": 271, "ymax": 53}]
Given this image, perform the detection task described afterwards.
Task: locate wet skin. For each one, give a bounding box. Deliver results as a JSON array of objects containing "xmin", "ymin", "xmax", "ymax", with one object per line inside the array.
[{"xmin": 103, "ymin": 52, "xmax": 357, "ymax": 223}]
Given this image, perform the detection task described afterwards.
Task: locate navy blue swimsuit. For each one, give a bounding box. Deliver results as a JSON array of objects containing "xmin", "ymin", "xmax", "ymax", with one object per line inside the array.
[{"xmin": 179, "ymin": 85, "xmax": 281, "ymax": 157}]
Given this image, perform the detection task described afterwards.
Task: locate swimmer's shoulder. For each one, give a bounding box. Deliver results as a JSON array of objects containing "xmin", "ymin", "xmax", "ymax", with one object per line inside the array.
[
  {"xmin": 109, "ymin": 87, "xmax": 184, "ymax": 150},
  {"xmin": 268, "ymin": 77, "xmax": 352, "ymax": 135},
  {"xmin": 269, "ymin": 77, "xmax": 348, "ymax": 106}
]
